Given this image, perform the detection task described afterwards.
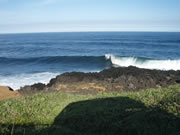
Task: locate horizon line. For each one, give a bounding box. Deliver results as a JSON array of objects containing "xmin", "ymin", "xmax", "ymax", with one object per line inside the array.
[{"xmin": 0, "ymin": 30, "xmax": 180, "ymax": 35}]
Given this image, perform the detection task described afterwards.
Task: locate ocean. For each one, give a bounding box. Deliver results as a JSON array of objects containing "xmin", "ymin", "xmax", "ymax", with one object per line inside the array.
[{"xmin": 0, "ymin": 32, "xmax": 180, "ymax": 90}]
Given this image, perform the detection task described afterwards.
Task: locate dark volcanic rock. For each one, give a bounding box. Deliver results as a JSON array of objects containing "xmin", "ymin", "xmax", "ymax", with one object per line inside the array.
[
  {"xmin": 19, "ymin": 83, "xmax": 46, "ymax": 94},
  {"xmin": 19, "ymin": 66, "xmax": 180, "ymax": 94}
]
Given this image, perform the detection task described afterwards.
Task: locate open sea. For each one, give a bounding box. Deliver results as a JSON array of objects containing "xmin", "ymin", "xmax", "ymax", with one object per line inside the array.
[{"xmin": 0, "ymin": 32, "xmax": 180, "ymax": 89}]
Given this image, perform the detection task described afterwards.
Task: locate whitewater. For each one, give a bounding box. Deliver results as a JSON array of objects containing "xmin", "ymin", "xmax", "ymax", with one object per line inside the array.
[{"xmin": 105, "ymin": 54, "xmax": 180, "ymax": 71}]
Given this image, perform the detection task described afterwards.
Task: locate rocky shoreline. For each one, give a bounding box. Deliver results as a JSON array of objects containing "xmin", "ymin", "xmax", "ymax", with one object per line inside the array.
[{"xmin": 18, "ymin": 66, "xmax": 180, "ymax": 94}]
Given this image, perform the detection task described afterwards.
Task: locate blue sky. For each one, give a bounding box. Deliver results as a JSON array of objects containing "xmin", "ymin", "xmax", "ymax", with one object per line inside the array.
[{"xmin": 0, "ymin": 0, "xmax": 180, "ymax": 33}]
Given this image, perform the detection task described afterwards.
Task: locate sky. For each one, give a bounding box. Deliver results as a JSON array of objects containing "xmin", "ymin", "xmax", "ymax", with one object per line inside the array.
[{"xmin": 0, "ymin": 0, "xmax": 180, "ymax": 33}]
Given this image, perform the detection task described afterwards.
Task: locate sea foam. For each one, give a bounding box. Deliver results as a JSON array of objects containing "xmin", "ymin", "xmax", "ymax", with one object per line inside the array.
[
  {"xmin": 105, "ymin": 54, "xmax": 180, "ymax": 70},
  {"xmin": 0, "ymin": 72, "xmax": 59, "ymax": 90}
]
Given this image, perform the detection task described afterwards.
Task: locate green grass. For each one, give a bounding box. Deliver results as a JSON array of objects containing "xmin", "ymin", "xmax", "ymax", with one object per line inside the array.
[{"xmin": 0, "ymin": 85, "xmax": 180, "ymax": 135}]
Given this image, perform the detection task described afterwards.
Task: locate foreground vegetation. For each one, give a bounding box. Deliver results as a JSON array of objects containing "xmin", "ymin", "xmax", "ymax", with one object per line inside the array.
[{"xmin": 0, "ymin": 85, "xmax": 180, "ymax": 135}]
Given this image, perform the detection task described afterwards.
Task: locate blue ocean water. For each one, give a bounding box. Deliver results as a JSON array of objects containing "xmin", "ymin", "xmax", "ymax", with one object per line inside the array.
[{"xmin": 0, "ymin": 32, "xmax": 180, "ymax": 89}]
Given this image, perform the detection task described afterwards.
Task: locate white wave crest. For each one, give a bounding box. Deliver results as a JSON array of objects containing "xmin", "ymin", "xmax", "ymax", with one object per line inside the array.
[
  {"xmin": 105, "ymin": 54, "xmax": 180, "ymax": 71},
  {"xmin": 0, "ymin": 72, "xmax": 59, "ymax": 90}
]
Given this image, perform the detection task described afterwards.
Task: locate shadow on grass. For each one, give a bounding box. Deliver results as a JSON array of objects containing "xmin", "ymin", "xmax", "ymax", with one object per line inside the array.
[{"xmin": 1, "ymin": 97, "xmax": 180, "ymax": 135}]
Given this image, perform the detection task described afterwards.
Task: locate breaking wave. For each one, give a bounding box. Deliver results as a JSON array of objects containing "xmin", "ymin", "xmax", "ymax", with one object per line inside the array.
[{"xmin": 105, "ymin": 54, "xmax": 180, "ymax": 70}]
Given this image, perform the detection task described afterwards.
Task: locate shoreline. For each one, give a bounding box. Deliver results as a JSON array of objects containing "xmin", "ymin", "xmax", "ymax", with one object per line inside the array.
[
  {"xmin": 18, "ymin": 66, "xmax": 180, "ymax": 94},
  {"xmin": 1, "ymin": 66, "xmax": 180, "ymax": 99}
]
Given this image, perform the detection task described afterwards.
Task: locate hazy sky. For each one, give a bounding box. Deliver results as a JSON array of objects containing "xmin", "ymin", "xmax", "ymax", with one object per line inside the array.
[{"xmin": 0, "ymin": 0, "xmax": 180, "ymax": 33}]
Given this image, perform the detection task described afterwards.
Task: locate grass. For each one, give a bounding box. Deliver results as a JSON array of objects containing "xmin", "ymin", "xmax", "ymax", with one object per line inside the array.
[{"xmin": 0, "ymin": 85, "xmax": 180, "ymax": 135}]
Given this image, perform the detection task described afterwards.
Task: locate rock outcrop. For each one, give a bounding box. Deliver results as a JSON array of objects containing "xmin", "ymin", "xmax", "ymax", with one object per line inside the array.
[{"xmin": 19, "ymin": 66, "xmax": 180, "ymax": 94}]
